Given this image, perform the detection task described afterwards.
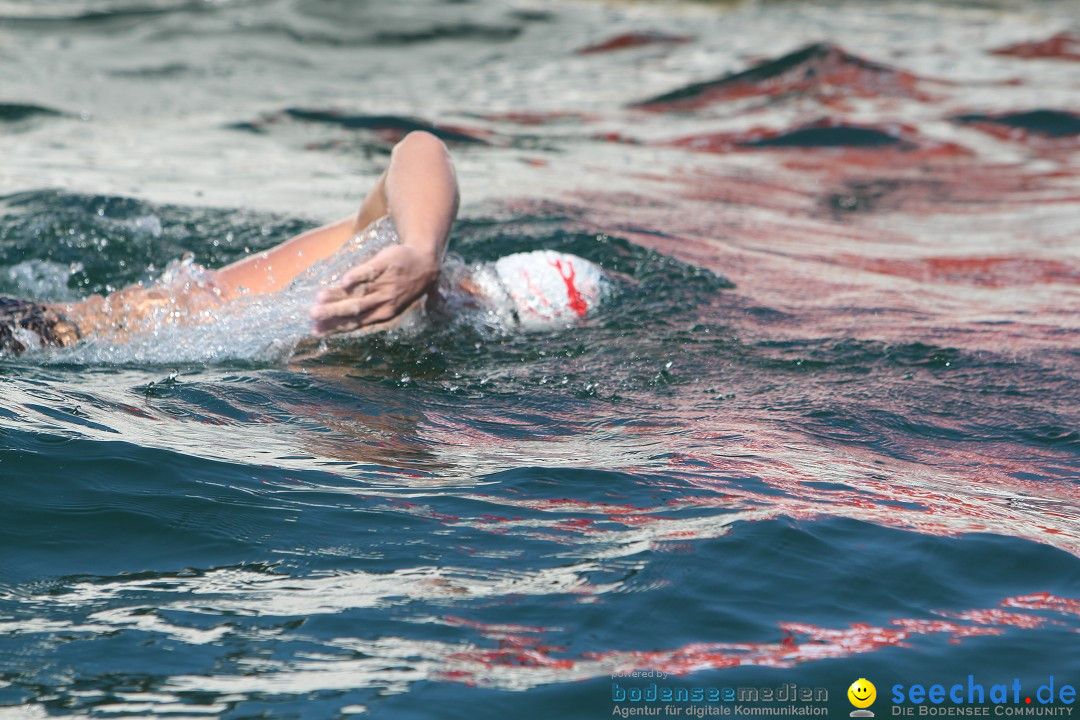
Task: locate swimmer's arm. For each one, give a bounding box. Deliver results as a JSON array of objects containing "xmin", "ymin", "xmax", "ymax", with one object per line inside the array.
[
  {"xmin": 211, "ymin": 144, "xmax": 400, "ymax": 297},
  {"xmin": 310, "ymin": 130, "xmax": 459, "ymax": 335},
  {"xmin": 212, "ymin": 217, "xmax": 350, "ymax": 297},
  {"xmin": 213, "ymin": 187, "xmax": 395, "ymax": 299}
]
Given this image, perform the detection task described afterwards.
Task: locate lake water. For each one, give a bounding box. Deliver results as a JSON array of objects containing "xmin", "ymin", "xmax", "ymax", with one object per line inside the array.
[{"xmin": 0, "ymin": 0, "xmax": 1078, "ymax": 718}]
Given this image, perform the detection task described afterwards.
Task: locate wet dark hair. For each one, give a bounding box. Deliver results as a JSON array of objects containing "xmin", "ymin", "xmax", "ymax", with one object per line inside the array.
[{"xmin": 0, "ymin": 296, "xmax": 81, "ymax": 354}]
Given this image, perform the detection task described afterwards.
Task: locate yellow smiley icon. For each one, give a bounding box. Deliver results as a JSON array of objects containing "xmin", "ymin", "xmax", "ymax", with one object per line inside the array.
[{"xmin": 848, "ymin": 678, "xmax": 876, "ymax": 709}]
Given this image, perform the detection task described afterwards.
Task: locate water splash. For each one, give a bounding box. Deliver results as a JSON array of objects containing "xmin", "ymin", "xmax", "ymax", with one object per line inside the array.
[{"xmin": 44, "ymin": 216, "xmax": 401, "ymax": 365}]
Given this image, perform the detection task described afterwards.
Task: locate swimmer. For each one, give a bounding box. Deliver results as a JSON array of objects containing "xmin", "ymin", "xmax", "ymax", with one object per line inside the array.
[{"xmin": 0, "ymin": 132, "xmax": 609, "ymax": 357}]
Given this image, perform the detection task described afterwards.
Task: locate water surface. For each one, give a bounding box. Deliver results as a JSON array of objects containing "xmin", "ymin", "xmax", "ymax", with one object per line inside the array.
[{"xmin": 0, "ymin": 0, "xmax": 1078, "ymax": 717}]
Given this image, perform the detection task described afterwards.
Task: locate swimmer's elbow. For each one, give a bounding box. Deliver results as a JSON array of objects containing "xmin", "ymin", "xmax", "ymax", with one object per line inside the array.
[{"xmin": 394, "ymin": 130, "xmax": 450, "ymax": 160}]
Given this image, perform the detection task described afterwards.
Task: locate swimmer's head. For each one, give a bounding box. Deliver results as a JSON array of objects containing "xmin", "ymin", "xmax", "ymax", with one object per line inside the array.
[{"xmin": 488, "ymin": 250, "xmax": 610, "ymax": 329}]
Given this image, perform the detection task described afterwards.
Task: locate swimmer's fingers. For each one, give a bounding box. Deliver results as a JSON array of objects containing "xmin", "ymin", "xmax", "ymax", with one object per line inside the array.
[
  {"xmin": 310, "ymin": 250, "xmax": 387, "ymax": 305},
  {"xmin": 339, "ymin": 261, "xmax": 387, "ymax": 291},
  {"xmin": 309, "ymin": 292, "xmax": 397, "ymax": 336},
  {"xmin": 314, "ymin": 286, "xmax": 347, "ymax": 305},
  {"xmin": 310, "ymin": 256, "xmax": 393, "ymax": 334},
  {"xmin": 309, "ymin": 245, "xmax": 437, "ymax": 336},
  {"xmin": 312, "ymin": 261, "xmax": 384, "ymax": 305}
]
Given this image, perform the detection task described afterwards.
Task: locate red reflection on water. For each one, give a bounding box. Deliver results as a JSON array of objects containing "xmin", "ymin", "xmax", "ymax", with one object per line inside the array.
[
  {"xmin": 436, "ymin": 594, "xmax": 1076, "ymax": 681},
  {"xmin": 664, "ymin": 119, "xmax": 968, "ymax": 159},
  {"xmin": 827, "ymin": 255, "xmax": 1080, "ymax": 288},
  {"xmin": 992, "ymin": 33, "xmax": 1080, "ymax": 61},
  {"xmin": 1001, "ymin": 593, "xmax": 1080, "ymax": 618},
  {"xmin": 635, "ymin": 43, "xmax": 931, "ymax": 111},
  {"xmin": 578, "ymin": 32, "xmax": 692, "ymax": 55},
  {"xmin": 483, "ymin": 111, "xmax": 599, "ymax": 125}
]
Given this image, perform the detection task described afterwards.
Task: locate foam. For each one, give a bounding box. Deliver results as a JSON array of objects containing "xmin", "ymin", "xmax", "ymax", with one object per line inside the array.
[{"xmin": 43, "ymin": 216, "xmax": 400, "ymax": 365}]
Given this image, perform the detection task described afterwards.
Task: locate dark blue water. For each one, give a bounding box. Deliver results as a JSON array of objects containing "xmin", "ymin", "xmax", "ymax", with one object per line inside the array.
[{"xmin": 1, "ymin": 0, "xmax": 1079, "ymax": 718}]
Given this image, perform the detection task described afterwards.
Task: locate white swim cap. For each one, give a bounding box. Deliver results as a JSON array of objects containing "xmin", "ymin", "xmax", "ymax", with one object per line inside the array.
[{"xmin": 486, "ymin": 250, "xmax": 610, "ymax": 329}]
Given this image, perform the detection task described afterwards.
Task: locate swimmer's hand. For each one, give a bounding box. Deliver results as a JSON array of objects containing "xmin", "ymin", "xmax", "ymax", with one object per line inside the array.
[{"xmin": 309, "ymin": 244, "xmax": 438, "ymax": 336}]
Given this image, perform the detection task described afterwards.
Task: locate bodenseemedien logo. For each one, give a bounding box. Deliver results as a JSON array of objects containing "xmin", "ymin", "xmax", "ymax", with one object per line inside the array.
[{"xmin": 849, "ymin": 678, "xmax": 877, "ymax": 717}]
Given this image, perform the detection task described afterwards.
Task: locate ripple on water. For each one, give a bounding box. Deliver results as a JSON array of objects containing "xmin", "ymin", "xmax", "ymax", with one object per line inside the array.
[{"xmin": 0, "ymin": 0, "xmax": 1079, "ymax": 715}]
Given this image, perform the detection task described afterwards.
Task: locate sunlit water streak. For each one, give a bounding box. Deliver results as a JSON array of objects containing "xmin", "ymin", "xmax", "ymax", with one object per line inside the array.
[{"xmin": 1, "ymin": 0, "xmax": 1079, "ymax": 718}]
